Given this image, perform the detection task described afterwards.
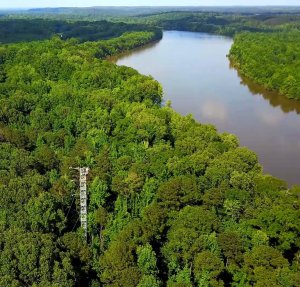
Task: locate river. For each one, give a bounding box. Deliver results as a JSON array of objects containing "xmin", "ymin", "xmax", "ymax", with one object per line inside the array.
[{"xmin": 113, "ymin": 31, "xmax": 300, "ymax": 185}]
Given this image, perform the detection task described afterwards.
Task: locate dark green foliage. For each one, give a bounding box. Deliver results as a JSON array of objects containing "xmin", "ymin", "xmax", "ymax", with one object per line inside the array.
[
  {"xmin": 0, "ymin": 18, "xmax": 162, "ymax": 43},
  {"xmin": 127, "ymin": 11, "xmax": 300, "ymax": 37},
  {"xmin": 230, "ymin": 32, "xmax": 300, "ymax": 100},
  {"xmin": 0, "ymin": 21, "xmax": 299, "ymax": 287}
]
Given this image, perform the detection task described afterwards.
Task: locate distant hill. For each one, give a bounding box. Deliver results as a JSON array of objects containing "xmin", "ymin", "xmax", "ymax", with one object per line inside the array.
[{"xmin": 2, "ymin": 6, "xmax": 300, "ymax": 20}]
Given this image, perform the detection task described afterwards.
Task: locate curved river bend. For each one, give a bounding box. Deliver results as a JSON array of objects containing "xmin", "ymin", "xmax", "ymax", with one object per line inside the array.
[{"xmin": 113, "ymin": 31, "xmax": 300, "ymax": 185}]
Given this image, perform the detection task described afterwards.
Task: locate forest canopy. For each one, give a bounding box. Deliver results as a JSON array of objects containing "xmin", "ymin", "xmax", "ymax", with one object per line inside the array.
[{"xmin": 229, "ymin": 31, "xmax": 300, "ymax": 100}]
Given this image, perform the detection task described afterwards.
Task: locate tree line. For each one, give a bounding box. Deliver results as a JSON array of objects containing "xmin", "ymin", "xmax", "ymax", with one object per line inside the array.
[
  {"xmin": 125, "ymin": 11, "xmax": 300, "ymax": 36},
  {"xmin": 0, "ymin": 18, "xmax": 162, "ymax": 43},
  {"xmin": 229, "ymin": 31, "xmax": 300, "ymax": 100}
]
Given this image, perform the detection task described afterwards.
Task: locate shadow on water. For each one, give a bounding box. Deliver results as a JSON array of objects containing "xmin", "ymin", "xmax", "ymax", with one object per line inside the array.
[
  {"xmin": 109, "ymin": 41, "xmax": 161, "ymax": 64},
  {"xmin": 229, "ymin": 62, "xmax": 300, "ymax": 115}
]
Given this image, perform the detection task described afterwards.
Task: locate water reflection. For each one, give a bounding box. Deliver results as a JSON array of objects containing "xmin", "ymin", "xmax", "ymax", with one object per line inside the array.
[
  {"xmin": 256, "ymin": 109, "xmax": 284, "ymax": 126},
  {"xmin": 230, "ymin": 63, "xmax": 300, "ymax": 114},
  {"xmin": 201, "ymin": 100, "xmax": 228, "ymax": 121},
  {"xmin": 109, "ymin": 41, "xmax": 160, "ymax": 63}
]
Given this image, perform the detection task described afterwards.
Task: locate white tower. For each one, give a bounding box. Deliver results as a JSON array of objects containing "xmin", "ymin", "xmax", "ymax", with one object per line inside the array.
[{"xmin": 79, "ymin": 167, "xmax": 89, "ymax": 239}]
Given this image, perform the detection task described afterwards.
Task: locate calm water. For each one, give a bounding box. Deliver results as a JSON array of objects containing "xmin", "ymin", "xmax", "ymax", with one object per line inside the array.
[{"xmin": 114, "ymin": 31, "xmax": 300, "ymax": 185}]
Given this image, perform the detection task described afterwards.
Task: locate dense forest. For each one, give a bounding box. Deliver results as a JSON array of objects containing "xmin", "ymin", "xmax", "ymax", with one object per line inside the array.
[
  {"xmin": 0, "ymin": 18, "xmax": 300, "ymax": 287},
  {"xmin": 0, "ymin": 19, "xmax": 161, "ymax": 43},
  {"xmin": 130, "ymin": 12, "xmax": 273, "ymax": 36},
  {"xmin": 229, "ymin": 32, "xmax": 300, "ymax": 100},
  {"xmin": 4, "ymin": 8, "xmax": 300, "ymax": 37},
  {"xmin": 122, "ymin": 11, "xmax": 300, "ymax": 36}
]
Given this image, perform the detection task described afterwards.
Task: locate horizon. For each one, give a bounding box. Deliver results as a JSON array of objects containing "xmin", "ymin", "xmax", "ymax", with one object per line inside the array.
[
  {"xmin": 1, "ymin": 0, "xmax": 300, "ymax": 9},
  {"xmin": 2, "ymin": 5, "xmax": 300, "ymax": 10}
]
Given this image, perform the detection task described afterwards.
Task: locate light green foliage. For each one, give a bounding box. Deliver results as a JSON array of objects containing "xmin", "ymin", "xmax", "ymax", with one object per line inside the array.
[
  {"xmin": 25, "ymin": 192, "xmax": 66, "ymax": 233},
  {"xmin": 251, "ymin": 230, "xmax": 269, "ymax": 247},
  {"xmin": 138, "ymin": 275, "xmax": 161, "ymax": 287},
  {"xmin": 230, "ymin": 32, "xmax": 300, "ymax": 100},
  {"xmin": 167, "ymin": 265, "xmax": 193, "ymax": 287},
  {"xmin": 89, "ymin": 177, "xmax": 109, "ymax": 209},
  {"xmin": 137, "ymin": 244, "xmax": 161, "ymax": 287},
  {"xmin": 137, "ymin": 244, "xmax": 158, "ymax": 275}
]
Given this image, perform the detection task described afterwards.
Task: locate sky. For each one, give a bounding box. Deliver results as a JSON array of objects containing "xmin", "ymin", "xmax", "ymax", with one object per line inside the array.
[{"xmin": 1, "ymin": 0, "xmax": 299, "ymax": 9}]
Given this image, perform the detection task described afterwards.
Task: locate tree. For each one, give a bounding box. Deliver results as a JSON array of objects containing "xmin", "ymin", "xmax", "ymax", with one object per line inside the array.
[
  {"xmin": 193, "ymin": 251, "xmax": 224, "ymax": 286},
  {"xmin": 137, "ymin": 244, "xmax": 161, "ymax": 287}
]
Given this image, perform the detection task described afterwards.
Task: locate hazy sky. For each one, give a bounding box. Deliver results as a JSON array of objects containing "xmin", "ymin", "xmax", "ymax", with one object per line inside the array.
[{"xmin": 1, "ymin": 0, "xmax": 299, "ymax": 9}]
